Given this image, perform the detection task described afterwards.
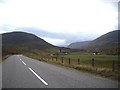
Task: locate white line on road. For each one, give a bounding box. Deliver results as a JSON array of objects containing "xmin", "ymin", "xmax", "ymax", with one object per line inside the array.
[
  {"xmin": 28, "ymin": 67, "xmax": 48, "ymax": 86},
  {"xmin": 22, "ymin": 61, "xmax": 27, "ymax": 65}
]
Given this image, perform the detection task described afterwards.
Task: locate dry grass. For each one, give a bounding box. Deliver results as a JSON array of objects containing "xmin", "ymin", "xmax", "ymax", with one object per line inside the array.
[
  {"xmin": 2, "ymin": 55, "xmax": 11, "ymax": 62},
  {"xmin": 41, "ymin": 57, "xmax": 119, "ymax": 81},
  {"xmin": 2, "ymin": 53, "xmax": 119, "ymax": 81}
]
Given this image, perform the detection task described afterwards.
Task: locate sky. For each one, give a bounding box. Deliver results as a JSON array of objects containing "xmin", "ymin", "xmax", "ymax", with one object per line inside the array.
[{"xmin": 0, "ymin": 0, "xmax": 119, "ymax": 46}]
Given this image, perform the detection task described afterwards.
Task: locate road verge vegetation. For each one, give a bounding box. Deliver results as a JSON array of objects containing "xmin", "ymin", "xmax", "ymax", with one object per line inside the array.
[
  {"xmin": 2, "ymin": 52, "xmax": 119, "ymax": 82},
  {"xmin": 26, "ymin": 53, "xmax": 119, "ymax": 82}
]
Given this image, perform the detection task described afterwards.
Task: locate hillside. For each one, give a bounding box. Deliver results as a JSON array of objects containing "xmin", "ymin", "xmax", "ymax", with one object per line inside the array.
[
  {"xmin": 68, "ymin": 30, "xmax": 120, "ymax": 54},
  {"xmin": 2, "ymin": 32, "xmax": 56, "ymax": 49},
  {"xmin": 2, "ymin": 31, "xmax": 59, "ymax": 57},
  {"xmin": 68, "ymin": 41, "xmax": 90, "ymax": 49}
]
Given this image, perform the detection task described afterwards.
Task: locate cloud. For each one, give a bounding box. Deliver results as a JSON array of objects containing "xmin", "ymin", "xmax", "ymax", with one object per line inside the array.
[
  {"xmin": 16, "ymin": 27, "xmax": 100, "ymax": 46},
  {"xmin": 0, "ymin": 24, "xmax": 20, "ymax": 33},
  {"xmin": 0, "ymin": 25, "xmax": 98, "ymax": 46},
  {"xmin": 118, "ymin": 1, "xmax": 120, "ymax": 30},
  {"xmin": 21, "ymin": 27, "xmax": 66, "ymax": 39},
  {"xmin": 0, "ymin": 0, "xmax": 118, "ymax": 33},
  {"xmin": 0, "ymin": 0, "xmax": 119, "ymax": 46},
  {"xmin": 0, "ymin": 0, "xmax": 6, "ymax": 3},
  {"xmin": 0, "ymin": 24, "xmax": 118, "ymax": 46}
]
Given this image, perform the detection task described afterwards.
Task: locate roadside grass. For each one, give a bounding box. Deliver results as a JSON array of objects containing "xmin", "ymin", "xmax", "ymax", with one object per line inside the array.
[
  {"xmin": 59, "ymin": 54, "xmax": 119, "ymax": 69},
  {"xmin": 0, "ymin": 60, "xmax": 1, "ymax": 63},
  {"xmin": 39, "ymin": 53, "xmax": 119, "ymax": 81},
  {"xmin": 0, "ymin": 55, "xmax": 2, "ymax": 63},
  {"xmin": 2, "ymin": 52, "xmax": 119, "ymax": 81},
  {"xmin": 42, "ymin": 57, "xmax": 119, "ymax": 81},
  {"xmin": 2, "ymin": 55, "xmax": 11, "ymax": 62}
]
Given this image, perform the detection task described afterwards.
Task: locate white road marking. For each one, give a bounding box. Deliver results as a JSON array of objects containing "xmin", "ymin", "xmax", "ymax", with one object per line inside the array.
[
  {"xmin": 28, "ymin": 67, "xmax": 48, "ymax": 86},
  {"xmin": 19, "ymin": 57, "xmax": 48, "ymax": 86},
  {"xmin": 20, "ymin": 58, "xmax": 26, "ymax": 65},
  {"xmin": 22, "ymin": 61, "xmax": 27, "ymax": 65}
]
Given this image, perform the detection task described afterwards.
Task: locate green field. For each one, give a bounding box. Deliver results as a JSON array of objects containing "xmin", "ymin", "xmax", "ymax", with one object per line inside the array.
[
  {"xmin": 58, "ymin": 53, "xmax": 118, "ymax": 69},
  {"xmin": 44, "ymin": 52, "xmax": 119, "ymax": 81},
  {"xmin": 3, "ymin": 51, "xmax": 119, "ymax": 81}
]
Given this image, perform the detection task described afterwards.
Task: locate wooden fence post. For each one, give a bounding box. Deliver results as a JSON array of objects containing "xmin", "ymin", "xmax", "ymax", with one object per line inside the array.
[
  {"xmin": 78, "ymin": 58, "xmax": 80, "ymax": 65},
  {"xmin": 92, "ymin": 58, "xmax": 95, "ymax": 67},
  {"xmin": 112, "ymin": 60, "xmax": 115, "ymax": 72},
  {"xmin": 56, "ymin": 57, "xmax": 57, "ymax": 61},
  {"xmin": 61, "ymin": 57, "xmax": 63, "ymax": 63},
  {"xmin": 69, "ymin": 58, "xmax": 70, "ymax": 64}
]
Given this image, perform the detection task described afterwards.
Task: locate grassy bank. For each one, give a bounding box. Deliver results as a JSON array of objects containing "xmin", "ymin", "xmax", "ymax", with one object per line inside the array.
[
  {"xmin": 59, "ymin": 53, "xmax": 119, "ymax": 69},
  {"xmin": 44, "ymin": 59, "xmax": 119, "ymax": 81},
  {"xmin": 39, "ymin": 53, "xmax": 119, "ymax": 81},
  {"xmin": 2, "ymin": 55, "xmax": 11, "ymax": 62},
  {"xmin": 2, "ymin": 52, "xmax": 119, "ymax": 81}
]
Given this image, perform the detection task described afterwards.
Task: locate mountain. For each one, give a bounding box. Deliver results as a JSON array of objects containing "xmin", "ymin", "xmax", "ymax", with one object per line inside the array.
[
  {"xmin": 2, "ymin": 31, "xmax": 56, "ymax": 49},
  {"xmin": 68, "ymin": 30, "xmax": 120, "ymax": 54},
  {"xmin": 83, "ymin": 30, "xmax": 119, "ymax": 50},
  {"xmin": 68, "ymin": 41, "xmax": 90, "ymax": 49},
  {"xmin": 2, "ymin": 31, "xmax": 58, "ymax": 56}
]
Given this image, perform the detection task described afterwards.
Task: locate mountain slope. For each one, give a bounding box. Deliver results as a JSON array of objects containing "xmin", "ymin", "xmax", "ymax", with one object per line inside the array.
[
  {"xmin": 2, "ymin": 31, "xmax": 56, "ymax": 49},
  {"xmin": 68, "ymin": 30, "xmax": 120, "ymax": 54},
  {"xmin": 68, "ymin": 41, "xmax": 90, "ymax": 49},
  {"xmin": 2, "ymin": 31, "xmax": 58, "ymax": 56},
  {"xmin": 82, "ymin": 30, "xmax": 119, "ymax": 51}
]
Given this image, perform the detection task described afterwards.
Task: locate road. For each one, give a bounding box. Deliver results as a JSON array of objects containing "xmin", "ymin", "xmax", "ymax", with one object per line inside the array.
[
  {"xmin": 2, "ymin": 55, "xmax": 118, "ymax": 88},
  {"xmin": 0, "ymin": 63, "xmax": 2, "ymax": 90}
]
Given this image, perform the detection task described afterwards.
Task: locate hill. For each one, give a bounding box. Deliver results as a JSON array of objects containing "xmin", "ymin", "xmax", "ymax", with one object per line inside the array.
[
  {"xmin": 68, "ymin": 30, "xmax": 120, "ymax": 54},
  {"xmin": 2, "ymin": 31, "xmax": 59, "ymax": 57},
  {"xmin": 68, "ymin": 41, "xmax": 90, "ymax": 49},
  {"xmin": 2, "ymin": 32, "xmax": 56, "ymax": 49}
]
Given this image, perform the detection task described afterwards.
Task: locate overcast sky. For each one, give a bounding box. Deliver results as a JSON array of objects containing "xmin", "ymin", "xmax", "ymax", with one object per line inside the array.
[{"xmin": 0, "ymin": 0, "xmax": 119, "ymax": 46}]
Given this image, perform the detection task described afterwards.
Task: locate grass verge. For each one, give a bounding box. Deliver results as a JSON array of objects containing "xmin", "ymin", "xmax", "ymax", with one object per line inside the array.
[
  {"xmin": 40, "ymin": 58, "xmax": 120, "ymax": 82},
  {"xmin": 2, "ymin": 54, "xmax": 119, "ymax": 82}
]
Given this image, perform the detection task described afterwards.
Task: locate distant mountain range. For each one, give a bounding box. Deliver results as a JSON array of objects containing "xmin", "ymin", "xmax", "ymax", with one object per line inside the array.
[
  {"xmin": 68, "ymin": 41, "xmax": 91, "ymax": 49},
  {"xmin": 2, "ymin": 30, "xmax": 120, "ymax": 56},
  {"xmin": 68, "ymin": 30, "xmax": 120, "ymax": 54}
]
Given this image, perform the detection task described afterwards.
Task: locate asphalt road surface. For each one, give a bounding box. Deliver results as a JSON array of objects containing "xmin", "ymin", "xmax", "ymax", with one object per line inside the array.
[
  {"xmin": 2, "ymin": 55, "xmax": 119, "ymax": 88},
  {"xmin": 0, "ymin": 63, "xmax": 2, "ymax": 89}
]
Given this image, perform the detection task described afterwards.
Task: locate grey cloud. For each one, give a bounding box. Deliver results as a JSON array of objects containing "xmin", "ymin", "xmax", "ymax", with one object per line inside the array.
[
  {"xmin": 0, "ymin": 25, "xmax": 99, "ymax": 46},
  {"xmin": 18, "ymin": 27, "xmax": 97, "ymax": 46},
  {"xmin": 0, "ymin": 25, "xmax": 99, "ymax": 45},
  {"xmin": 20, "ymin": 27, "xmax": 67, "ymax": 39},
  {"xmin": 118, "ymin": 1, "xmax": 120, "ymax": 30},
  {"xmin": 0, "ymin": 0, "xmax": 6, "ymax": 3}
]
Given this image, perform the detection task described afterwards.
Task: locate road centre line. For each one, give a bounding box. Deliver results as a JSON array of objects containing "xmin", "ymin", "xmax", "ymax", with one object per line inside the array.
[
  {"xmin": 19, "ymin": 57, "xmax": 48, "ymax": 86},
  {"xmin": 22, "ymin": 61, "xmax": 27, "ymax": 65},
  {"xmin": 19, "ymin": 58, "xmax": 26, "ymax": 65},
  {"xmin": 28, "ymin": 67, "xmax": 48, "ymax": 86},
  {"xmin": 19, "ymin": 58, "xmax": 23, "ymax": 62}
]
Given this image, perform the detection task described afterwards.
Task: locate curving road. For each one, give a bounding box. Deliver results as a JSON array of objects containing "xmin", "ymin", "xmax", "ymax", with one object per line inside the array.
[{"xmin": 2, "ymin": 55, "xmax": 119, "ymax": 88}]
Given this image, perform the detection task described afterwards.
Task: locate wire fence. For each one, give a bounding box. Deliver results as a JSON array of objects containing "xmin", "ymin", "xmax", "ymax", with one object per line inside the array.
[{"xmin": 42, "ymin": 56, "xmax": 119, "ymax": 72}]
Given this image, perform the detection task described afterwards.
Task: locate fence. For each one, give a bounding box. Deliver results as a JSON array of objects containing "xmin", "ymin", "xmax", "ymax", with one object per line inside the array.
[{"xmin": 43, "ymin": 56, "xmax": 118, "ymax": 72}]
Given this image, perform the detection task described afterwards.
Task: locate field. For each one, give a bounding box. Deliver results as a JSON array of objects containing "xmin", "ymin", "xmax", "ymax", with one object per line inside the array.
[
  {"xmin": 2, "ymin": 51, "xmax": 120, "ymax": 81},
  {"xmin": 41, "ymin": 52, "xmax": 119, "ymax": 81},
  {"xmin": 59, "ymin": 52, "xmax": 119, "ymax": 69}
]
